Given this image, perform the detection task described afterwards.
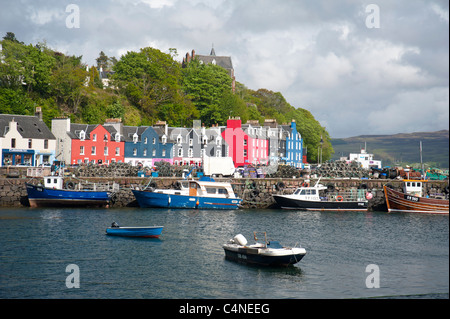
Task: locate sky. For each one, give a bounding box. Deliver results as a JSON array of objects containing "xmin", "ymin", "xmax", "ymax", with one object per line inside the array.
[{"xmin": 0, "ymin": 0, "xmax": 448, "ymax": 138}]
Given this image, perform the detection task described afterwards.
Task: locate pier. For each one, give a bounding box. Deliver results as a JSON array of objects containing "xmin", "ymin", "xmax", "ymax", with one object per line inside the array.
[{"xmin": 1, "ymin": 173, "xmax": 448, "ymax": 210}]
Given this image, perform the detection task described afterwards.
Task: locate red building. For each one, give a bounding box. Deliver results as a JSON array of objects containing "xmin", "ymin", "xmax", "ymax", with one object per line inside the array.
[{"xmin": 70, "ymin": 124, "xmax": 124, "ymax": 165}]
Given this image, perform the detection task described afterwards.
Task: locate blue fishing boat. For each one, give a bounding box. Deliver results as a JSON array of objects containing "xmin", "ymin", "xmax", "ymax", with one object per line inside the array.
[
  {"xmin": 26, "ymin": 175, "xmax": 116, "ymax": 208},
  {"xmin": 132, "ymin": 178, "xmax": 242, "ymax": 210},
  {"xmin": 106, "ymin": 223, "xmax": 163, "ymax": 238}
]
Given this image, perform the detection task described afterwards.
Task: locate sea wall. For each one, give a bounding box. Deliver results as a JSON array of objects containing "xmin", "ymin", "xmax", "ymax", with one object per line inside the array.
[{"xmin": 1, "ymin": 175, "xmax": 448, "ymax": 211}]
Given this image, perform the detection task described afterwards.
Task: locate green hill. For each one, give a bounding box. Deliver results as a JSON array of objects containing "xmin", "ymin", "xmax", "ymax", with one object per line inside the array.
[{"xmin": 331, "ymin": 130, "xmax": 449, "ymax": 169}]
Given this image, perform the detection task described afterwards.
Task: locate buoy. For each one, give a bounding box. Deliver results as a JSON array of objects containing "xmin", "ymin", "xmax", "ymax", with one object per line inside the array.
[
  {"xmin": 336, "ymin": 195, "xmax": 344, "ymax": 202},
  {"xmin": 366, "ymin": 192, "xmax": 373, "ymax": 200}
]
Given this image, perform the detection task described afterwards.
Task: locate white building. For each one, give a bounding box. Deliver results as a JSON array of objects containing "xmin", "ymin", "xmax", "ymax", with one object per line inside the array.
[
  {"xmin": 0, "ymin": 109, "xmax": 56, "ymax": 166},
  {"xmin": 346, "ymin": 148, "xmax": 382, "ymax": 169}
]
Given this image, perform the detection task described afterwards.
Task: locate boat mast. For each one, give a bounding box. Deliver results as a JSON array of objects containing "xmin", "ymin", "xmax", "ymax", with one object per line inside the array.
[{"xmin": 420, "ymin": 141, "xmax": 424, "ymax": 179}]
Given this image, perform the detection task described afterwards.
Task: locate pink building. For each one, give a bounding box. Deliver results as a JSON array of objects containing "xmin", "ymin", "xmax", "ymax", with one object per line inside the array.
[{"xmin": 222, "ymin": 118, "xmax": 268, "ymax": 167}]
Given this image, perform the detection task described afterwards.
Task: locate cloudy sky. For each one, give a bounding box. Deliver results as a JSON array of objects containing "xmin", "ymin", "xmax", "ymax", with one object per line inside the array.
[{"xmin": 1, "ymin": 0, "xmax": 448, "ymax": 138}]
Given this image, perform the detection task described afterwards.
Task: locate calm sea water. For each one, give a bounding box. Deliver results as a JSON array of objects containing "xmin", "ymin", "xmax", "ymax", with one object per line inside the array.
[{"xmin": 0, "ymin": 207, "xmax": 448, "ymax": 299}]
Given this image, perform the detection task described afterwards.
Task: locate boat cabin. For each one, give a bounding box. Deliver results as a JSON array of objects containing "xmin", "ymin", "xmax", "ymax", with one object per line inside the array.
[
  {"xmin": 403, "ymin": 180, "xmax": 423, "ymax": 197},
  {"xmin": 188, "ymin": 180, "xmax": 234, "ymax": 198},
  {"xmin": 44, "ymin": 176, "xmax": 64, "ymax": 189}
]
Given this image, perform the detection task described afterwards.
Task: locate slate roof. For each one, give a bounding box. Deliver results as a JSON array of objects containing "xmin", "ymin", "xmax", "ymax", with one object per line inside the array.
[{"xmin": 0, "ymin": 114, "xmax": 55, "ymax": 140}]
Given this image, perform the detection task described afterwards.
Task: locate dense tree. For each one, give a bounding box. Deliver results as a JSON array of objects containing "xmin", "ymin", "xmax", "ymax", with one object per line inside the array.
[{"xmin": 0, "ymin": 33, "xmax": 333, "ymax": 161}]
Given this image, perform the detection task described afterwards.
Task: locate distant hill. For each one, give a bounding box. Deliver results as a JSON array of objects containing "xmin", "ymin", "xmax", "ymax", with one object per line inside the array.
[{"xmin": 331, "ymin": 130, "xmax": 449, "ymax": 169}]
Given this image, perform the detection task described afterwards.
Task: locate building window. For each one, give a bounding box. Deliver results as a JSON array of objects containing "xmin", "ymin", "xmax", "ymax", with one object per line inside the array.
[
  {"xmin": 80, "ymin": 146, "xmax": 84, "ymax": 155},
  {"xmin": 188, "ymin": 149, "xmax": 193, "ymax": 158},
  {"xmin": 93, "ymin": 134, "xmax": 97, "ymax": 141},
  {"xmin": 115, "ymin": 147, "xmax": 120, "ymax": 156},
  {"xmin": 189, "ymin": 138, "xmax": 193, "ymax": 146},
  {"xmin": 244, "ymin": 149, "xmax": 247, "ymax": 157},
  {"xmin": 91, "ymin": 146, "xmax": 96, "ymax": 155},
  {"xmin": 243, "ymin": 139, "xmax": 247, "ymax": 146},
  {"xmin": 162, "ymin": 149, "xmax": 166, "ymax": 157},
  {"xmin": 44, "ymin": 139, "xmax": 48, "ymax": 149},
  {"xmin": 11, "ymin": 138, "xmax": 16, "ymax": 148},
  {"xmin": 178, "ymin": 149, "xmax": 183, "ymax": 157},
  {"xmin": 28, "ymin": 139, "xmax": 32, "ymax": 148},
  {"xmin": 133, "ymin": 148, "xmax": 137, "ymax": 156},
  {"xmin": 143, "ymin": 149, "xmax": 147, "ymax": 156},
  {"xmin": 152, "ymin": 149, "xmax": 156, "ymax": 156},
  {"xmin": 152, "ymin": 137, "xmax": 156, "ymax": 144},
  {"xmin": 144, "ymin": 137, "xmax": 148, "ymax": 144},
  {"xmin": 104, "ymin": 146, "xmax": 108, "ymax": 156},
  {"xmin": 162, "ymin": 136, "xmax": 167, "ymax": 144}
]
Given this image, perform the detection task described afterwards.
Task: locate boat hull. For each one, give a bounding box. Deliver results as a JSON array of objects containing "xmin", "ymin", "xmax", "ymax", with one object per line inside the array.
[
  {"xmin": 106, "ymin": 226, "xmax": 163, "ymax": 238},
  {"xmin": 272, "ymin": 194, "xmax": 368, "ymax": 211},
  {"xmin": 26, "ymin": 183, "xmax": 111, "ymax": 208},
  {"xmin": 132, "ymin": 189, "xmax": 242, "ymax": 210},
  {"xmin": 223, "ymin": 245, "xmax": 306, "ymax": 266},
  {"xmin": 383, "ymin": 185, "xmax": 449, "ymax": 214}
]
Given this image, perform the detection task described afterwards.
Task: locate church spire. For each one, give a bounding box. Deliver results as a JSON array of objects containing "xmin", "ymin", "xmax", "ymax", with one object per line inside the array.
[{"xmin": 210, "ymin": 43, "xmax": 216, "ymax": 56}]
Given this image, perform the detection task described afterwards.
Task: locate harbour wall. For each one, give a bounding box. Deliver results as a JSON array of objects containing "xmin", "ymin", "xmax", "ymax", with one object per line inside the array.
[{"xmin": 0, "ymin": 176, "xmax": 448, "ymax": 211}]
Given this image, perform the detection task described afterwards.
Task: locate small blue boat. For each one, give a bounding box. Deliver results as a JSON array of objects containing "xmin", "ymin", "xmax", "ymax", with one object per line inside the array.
[
  {"xmin": 132, "ymin": 178, "xmax": 242, "ymax": 210},
  {"xmin": 26, "ymin": 175, "xmax": 115, "ymax": 208},
  {"xmin": 106, "ymin": 223, "xmax": 163, "ymax": 238}
]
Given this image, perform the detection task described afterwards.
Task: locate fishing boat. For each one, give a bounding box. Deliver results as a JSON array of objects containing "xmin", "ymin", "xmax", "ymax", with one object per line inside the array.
[
  {"xmin": 132, "ymin": 177, "xmax": 242, "ymax": 210},
  {"xmin": 383, "ymin": 180, "xmax": 449, "ymax": 214},
  {"xmin": 223, "ymin": 232, "xmax": 306, "ymax": 266},
  {"xmin": 26, "ymin": 175, "xmax": 116, "ymax": 208},
  {"xmin": 106, "ymin": 222, "xmax": 163, "ymax": 238},
  {"xmin": 272, "ymin": 178, "xmax": 370, "ymax": 211}
]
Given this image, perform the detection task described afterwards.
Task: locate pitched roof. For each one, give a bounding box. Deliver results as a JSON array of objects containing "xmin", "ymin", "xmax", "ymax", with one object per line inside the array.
[{"xmin": 0, "ymin": 114, "xmax": 55, "ymax": 140}]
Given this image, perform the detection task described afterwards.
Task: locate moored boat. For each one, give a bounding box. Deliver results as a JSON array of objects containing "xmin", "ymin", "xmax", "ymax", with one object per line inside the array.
[
  {"xmin": 26, "ymin": 175, "xmax": 116, "ymax": 208},
  {"xmin": 272, "ymin": 178, "xmax": 370, "ymax": 211},
  {"xmin": 132, "ymin": 177, "xmax": 242, "ymax": 210},
  {"xmin": 106, "ymin": 223, "xmax": 163, "ymax": 238},
  {"xmin": 384, "ymin": 180, "xmax": 449, "ymax": 214},
  {"xmin": 223, "ymin": 232, "xmax": 306, "ymax": 267}
]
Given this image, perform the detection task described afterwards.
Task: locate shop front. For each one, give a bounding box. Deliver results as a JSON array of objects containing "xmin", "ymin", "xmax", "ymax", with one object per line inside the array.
[{"xmin": 2, "ymin": 149, "xmax": 35, "ymax": 166}]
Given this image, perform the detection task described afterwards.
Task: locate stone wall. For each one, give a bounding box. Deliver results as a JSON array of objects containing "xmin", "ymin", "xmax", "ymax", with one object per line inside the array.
[{"xmin": 1, "ymin": 176, "xmax": 448, "ymax": 211}]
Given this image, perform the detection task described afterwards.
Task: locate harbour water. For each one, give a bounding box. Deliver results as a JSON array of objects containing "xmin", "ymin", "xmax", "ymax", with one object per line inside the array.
[{"xmin": 0, "ymin": 207, "xmax": 448, "ymax": 299}]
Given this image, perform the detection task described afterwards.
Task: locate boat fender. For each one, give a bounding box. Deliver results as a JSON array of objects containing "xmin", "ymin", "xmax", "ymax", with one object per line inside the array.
[
  {"xmin": 149, "ymin": 182, "xmax": 157, "ymax": 189},
  {"xmin": 234, "ymin": 234, "xmax": 247, "ymax": 246},
  {"xmin": 365, "ymin": 192, "xmax": 373, "ymax": 200},
  {"xmin": 302, "ymin": 182, "xmax": 310, "ymax": 187},
  {"xmin": 336, "ymin": 195, "xmax": 344, "ymax": 202},
  {"xmin": 66, "ymin": 181, "xmax": 75, "ymax": 189}
]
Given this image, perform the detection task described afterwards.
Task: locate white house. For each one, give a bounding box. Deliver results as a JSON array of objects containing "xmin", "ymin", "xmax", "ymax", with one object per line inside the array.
[{"xmin": 0, "ymin": 109, "xmax": 56, "ymax": 166}]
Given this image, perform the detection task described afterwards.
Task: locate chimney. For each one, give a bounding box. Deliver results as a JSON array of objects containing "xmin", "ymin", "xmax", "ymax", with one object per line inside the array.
[{"xmin": 35, "ymin": 107, "xmax": 43, "ymax": 121}]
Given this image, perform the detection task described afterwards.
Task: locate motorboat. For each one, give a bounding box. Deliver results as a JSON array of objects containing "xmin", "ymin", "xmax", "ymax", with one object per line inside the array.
[
  {"xmin": 132, "ymin": 177, "xmax": 242, "ymax": 210},
  {"xmin": 272, "ymin": 178, "xmax": 369, "ymax": 211},
  {"xmin": 223, "ymin": 232, "xmax": 306, "ymax": 266}
]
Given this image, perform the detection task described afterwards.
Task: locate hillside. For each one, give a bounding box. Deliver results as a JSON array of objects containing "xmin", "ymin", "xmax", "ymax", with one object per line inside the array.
[{"xmin": 331, "ymin": 130, "xmax": 449, "ymax": 169}]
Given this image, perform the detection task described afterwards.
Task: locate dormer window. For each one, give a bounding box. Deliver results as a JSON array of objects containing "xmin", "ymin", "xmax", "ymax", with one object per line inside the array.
[
  {"xmin": 177, "ymin": 135, "xmax": 182, "ymax": 145},
  {"xmin": 133, "ymin": 133, "xmax": 138, "ymax": 144},
  {"xmin": 162, "ymin": 136, "xmax": 167, "ymax": 145},
  {"xmin": 80, "ymin": 131, "xmax": 85, "ymax": 141},
  {"xmin": 115, "ymin": 133, "xmax": 120, "ymax": 142}
]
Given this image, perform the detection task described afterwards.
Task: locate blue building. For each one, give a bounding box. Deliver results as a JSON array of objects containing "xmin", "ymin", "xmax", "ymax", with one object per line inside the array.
[
  {"xmin": 123, "ymin": 122, "xmax": 173, "ymax": 167},
  {"xmin": 283, "ymin": 120, "xmax": 303, "ymax": 168}
]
